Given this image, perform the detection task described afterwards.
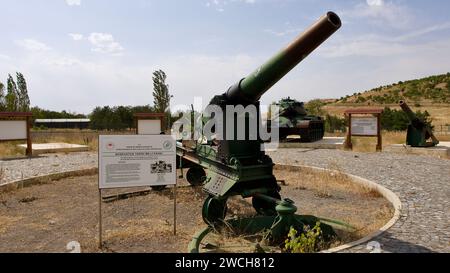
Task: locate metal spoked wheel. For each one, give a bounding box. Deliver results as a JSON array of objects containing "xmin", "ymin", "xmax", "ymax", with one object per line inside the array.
[
  {"xmin": 252, "ymin": 191, "xmax": 281, "ymax": 216},
  {"xmin": 186, "ymin": 167, "xmax": 206, "ymax": 186},
  {"xmin": 202, "ymin": 196, "xmax": 228, "ymax": 227}
]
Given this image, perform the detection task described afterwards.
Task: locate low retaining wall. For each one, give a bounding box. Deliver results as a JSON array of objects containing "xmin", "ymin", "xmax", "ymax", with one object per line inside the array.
[{"xmin": 0, "ymin": 168, "xmax": 98, "ymax": 193}]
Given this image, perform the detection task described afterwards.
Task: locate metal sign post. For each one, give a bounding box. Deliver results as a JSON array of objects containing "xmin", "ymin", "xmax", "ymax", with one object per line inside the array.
[
  {"xmin": 173, "ymin": 183, "xmax": 177, "ymax": 236},
  {"xmin": 98, "ymin": 189, "xmax": 103, "ymax": 249},
  {"xmin": 97, "ymin": 134, "xmax": 176, "ymax": 249}
]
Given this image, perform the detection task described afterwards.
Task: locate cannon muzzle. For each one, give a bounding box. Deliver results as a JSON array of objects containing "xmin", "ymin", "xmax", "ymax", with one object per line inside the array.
[
  {"xmin": 226, "ymin": 12, "xmax": 341, "ymax": 104},
  {"xmin": 399, "ymin": 100, "xmax": 418, "ymax": 122}
]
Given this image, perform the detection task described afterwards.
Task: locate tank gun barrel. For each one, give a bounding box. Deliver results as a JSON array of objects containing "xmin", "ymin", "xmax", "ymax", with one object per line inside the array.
[{"xmin": 226, "ymin": 12, "xmax": 341, "ymax": 104}]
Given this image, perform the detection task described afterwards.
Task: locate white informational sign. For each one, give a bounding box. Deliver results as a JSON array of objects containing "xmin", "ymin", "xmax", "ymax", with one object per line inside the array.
[
  {"xmin": 0, "ymin": 120, "xmax": 27, "ymax": 140},
  {"xmin": 138, "ymin": 119, "xmax": 162, "ymax": 135},
  {"xmin": 99, "ymin": 135, "xmax": 176, "ymax": 189},
  {"xmin": 351, "ymin": 117, "xmax": 378, "ymax": 136}
]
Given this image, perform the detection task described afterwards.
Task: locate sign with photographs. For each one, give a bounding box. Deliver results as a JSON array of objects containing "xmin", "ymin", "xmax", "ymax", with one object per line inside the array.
[{"xmin": 98, "ymin": 135, "xmax": 176, "ymax": 189}]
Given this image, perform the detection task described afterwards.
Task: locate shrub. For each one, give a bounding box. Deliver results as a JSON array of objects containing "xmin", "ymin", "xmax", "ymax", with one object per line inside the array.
[{"xmin": 284, "ymin": 222, "xmax": 325, "ymax": 253}]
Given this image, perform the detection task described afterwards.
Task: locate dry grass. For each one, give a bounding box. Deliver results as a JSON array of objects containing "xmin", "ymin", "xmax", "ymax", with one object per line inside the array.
[
  {"xmin": 0, "ymin": 215, "xmax": 23, "ymax": 234},
  {"xmin": 32, "ymin": 130, "xmax": 100, "ymax": 151},
  {"xmin": 349, "ymin": 131, "xmax": 450, "ymax": 153},
  {"xmin": 274, "ymin": 165, "xmax": 381, "ymax": 198},
  {"xmin": 0, "ymin": 141, "xmax": 26, "ymax": 158},
  {"xmin": 0, "ymin": 166, "xmax": 5, "ymax": 184}
]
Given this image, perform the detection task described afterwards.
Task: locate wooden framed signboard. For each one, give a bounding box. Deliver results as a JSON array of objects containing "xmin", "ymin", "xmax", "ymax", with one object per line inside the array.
[
  {"xmin": 0, "ymin": 112, "xmax": 33, "ymax": 156},
  {"xmin": 134, "ymin": 113, "xmax": 166, "ymax": 135},
  {"xmin": 345, "ymin": 108, "xmax": 383, "ymax": 152}
]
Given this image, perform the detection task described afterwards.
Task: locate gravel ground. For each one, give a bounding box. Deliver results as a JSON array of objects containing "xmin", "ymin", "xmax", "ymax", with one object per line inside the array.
[
  {"xmin": 268, "ymin": 149, "xmax": 450, "ymax": 253},
  {"xmin": 1, "ymin": 150, "xmax": 449, "ymax": 253},
  {"xmin": 0, "ymin": 153, "xmax": 97, "ymax": 185}
]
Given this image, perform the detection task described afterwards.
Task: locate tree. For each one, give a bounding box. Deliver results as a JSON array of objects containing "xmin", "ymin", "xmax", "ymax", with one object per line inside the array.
[
  {"xmin": 16, "ymin": 72, "xmax": 30, "ymax": 112},
  {"xmin": 5, "ymin": 74, "xmax": 18, "ymax": 111},
  {"xmin": 152, "ymin": 69, "xmax": 171, "ymax": 113},
  {"xmin": 305, "ymin": 99, "xmax": 325, "ymax": 116},
  {"xmin": 0, "ymin": 81, "xmax": 5, "ymax": 111}
]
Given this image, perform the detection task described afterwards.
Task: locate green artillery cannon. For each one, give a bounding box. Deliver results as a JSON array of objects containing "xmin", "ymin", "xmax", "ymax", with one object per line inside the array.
[
  {"xmin": 176, "ymin": 12, "xmax": 344, "ymax": 250},
  {"xmin": 399, "ymin": 100, "xmax": 439, "ymax": 147}
]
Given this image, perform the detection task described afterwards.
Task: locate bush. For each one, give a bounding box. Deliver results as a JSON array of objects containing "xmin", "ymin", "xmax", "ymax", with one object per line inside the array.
[
  {"xmin": 284, "ymin": 222, "xmax": 325, "ymax": 253},
  {"xmin": 381, "ymin": 107, "xmax": 434, "ymax": 131},
  {"xmin": 325, "ymin": 114, "xmax": 346, "ymax": 133}
]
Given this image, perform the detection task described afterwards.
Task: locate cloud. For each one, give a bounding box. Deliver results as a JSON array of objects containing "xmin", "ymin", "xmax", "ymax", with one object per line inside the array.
[
  {"xmin": 88, "ymin": 33, "xmax": 124, "ymax": 55},
  {"xmin": 321, "ymin": 22, "xmax": 450, "ymax": 58},
  {"xmin": 343, "ymin": 0, "xmax": 412, "ymax": 29},
  {"xmin": 66, "ymin": 0, "xmax": 81, "ymax": 6},
  {"xmin": 206, "ymin": 0, "xmax": 257, "ymax": 12},
  {"xmin": 15, "ymin": 39, "xmax": 51, "ymax": 52},
  {"xmin": 366, "ymin": 0, "xmax": 384, "ymax": 7},
  {"xmin": 69, "ymin": 33, "xmax": 84, "ymax": 41},
  {"xmin": 0, "ymin": 54, "xmax": 10, "ymax": 60}
]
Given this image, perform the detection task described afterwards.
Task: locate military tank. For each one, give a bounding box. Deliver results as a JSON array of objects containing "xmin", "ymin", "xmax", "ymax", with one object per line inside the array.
[{"xmin": 267, "ymin": 97, "xmax": 325, "ymax": 142}]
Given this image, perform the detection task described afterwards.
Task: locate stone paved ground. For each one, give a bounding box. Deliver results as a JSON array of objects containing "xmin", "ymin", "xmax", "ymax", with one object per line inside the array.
[
  {"xmin": 268, "ymin": 149, "xmax": 450, "ymax": 253},
  {"xmin": 1, "ymin": 150, "xmax": 449, "ymax": 253},
  {"xmin": 0, "ymin": 153, "xmax": 97, "ymax": 185}
]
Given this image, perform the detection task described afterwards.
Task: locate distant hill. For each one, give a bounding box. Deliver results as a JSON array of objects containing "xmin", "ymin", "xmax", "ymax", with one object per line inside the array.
[{"xmin": 333, "ymin": 73, "xmax": 450, "ymax": 106}]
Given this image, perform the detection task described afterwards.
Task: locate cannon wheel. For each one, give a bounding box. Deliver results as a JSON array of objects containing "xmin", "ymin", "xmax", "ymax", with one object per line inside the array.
[
  {"xmin": 202, "ymin": 196, "xmax": 228, "ymax": 227},
  {"xmin": 186, "ymin": 167, "xmax": 206, "ymax": 186},
  {"xmin": 252, "ymin": 191, "xmax": 281, "ymax": 216}
]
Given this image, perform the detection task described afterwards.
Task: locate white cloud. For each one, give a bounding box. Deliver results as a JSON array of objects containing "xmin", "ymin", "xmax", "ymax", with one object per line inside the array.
[
  {"xmin": 88, "ymin": 33, "xmax": 124, "ymax": 55},
  {"xmin": 366, "ymin": 0, "xmax": 384, "ymax": 7},
  {"xmin": 66, "ymin": 0, "xmax": 81, "ymax": 6},
  {"xmin": 15, "ymin": 39, "xmax": 51, "ymax": 52},
  {"xmin": 344, "ymin": 0, "xmax": 412, "ymax": 29},
  {"xmin": 206, "ymin": 0, "xmax": 257, "ymax": 12},
  {"xmin": 321, "ymin": 22, "xmax": 450, "ymax": 58},
  {"xmin": 69, "ymin": 33, "xmax": 84, "ymax": 41},
  {"xmin": 0, "ymin": 54, "xmax": 10, "ymax": 60}
]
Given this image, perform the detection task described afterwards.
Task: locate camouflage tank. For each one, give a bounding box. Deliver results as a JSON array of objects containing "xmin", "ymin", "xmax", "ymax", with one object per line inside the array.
[{"xmin": 268, "ymin": 97, "xmax": 325, "ymax": 142}]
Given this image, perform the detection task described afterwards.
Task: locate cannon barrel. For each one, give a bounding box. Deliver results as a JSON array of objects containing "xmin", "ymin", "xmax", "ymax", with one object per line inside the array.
[
  {"xmin": 225, "ymin": 11, "xmax": 342, "ymax": 104},
  {"xmin": 399, "ymin": 100, "xmax": 420, "ymax": 122}
]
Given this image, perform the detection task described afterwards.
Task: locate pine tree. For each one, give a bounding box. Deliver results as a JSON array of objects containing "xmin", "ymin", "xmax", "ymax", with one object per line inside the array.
[
  {"xmin": 0, "ymin": 81, "xmax": 5, "ymax": 111},
  {"xmin": 5, "ymin": 74, "xmax": 18, "ymax": 112},
  {"xmin": 152, "ymin": 70, "xmax": 171, "ymax": 113},
  {"xmin": 16, "ymin": 72, "xmax": 31, "ymax": 112}
]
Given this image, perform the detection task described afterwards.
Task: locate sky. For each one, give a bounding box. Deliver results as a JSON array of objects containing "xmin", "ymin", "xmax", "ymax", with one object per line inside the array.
[{"xmin": 1, "ymin": 0, "xmax": 450, "ymax": 114}]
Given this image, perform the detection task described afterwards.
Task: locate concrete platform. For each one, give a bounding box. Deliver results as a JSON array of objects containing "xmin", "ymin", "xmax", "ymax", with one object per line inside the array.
[
  {"xmin": 385, "ymin": 144, "xmax": 450, "ymax": 159},
  {"xmin": 277, "ymin": 137, "xmax": 345, "ymax": 149},
  {"xmin": 18, "ymin": 143, "xmax": 89, "ymax": 155}
]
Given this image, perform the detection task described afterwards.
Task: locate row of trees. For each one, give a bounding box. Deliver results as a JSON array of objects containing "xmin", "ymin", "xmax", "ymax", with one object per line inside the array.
[
  {"xmin": 89, "ymin": 70, "xmax": 172, "ymax": 130},
  {"xmin": 0, "ymin": 73, "xmax": 31, "ymax": 112},
  {"xmin": 30, "ymin": 106, "xmax": 86, "ymax": 119}
]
